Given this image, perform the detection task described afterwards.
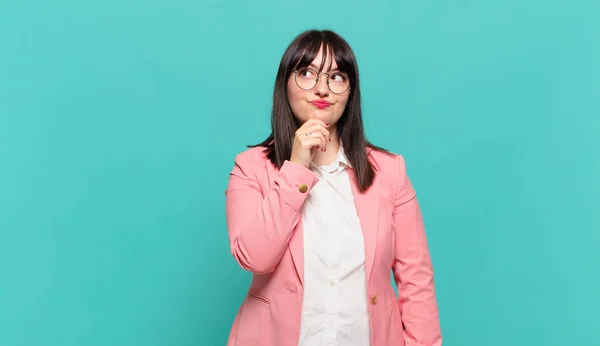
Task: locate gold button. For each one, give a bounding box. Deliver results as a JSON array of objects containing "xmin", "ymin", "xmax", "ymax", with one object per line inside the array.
[
  {"xmin": 299, "ymin": 184, "xmax": 308, "ymax": 193},
  {"xmin": 371, "ymin": 295, "xmax": 377, "ymax": 305}
]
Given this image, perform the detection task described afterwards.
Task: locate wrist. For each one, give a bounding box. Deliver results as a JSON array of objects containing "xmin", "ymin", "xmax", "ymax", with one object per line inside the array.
[{"xmin": 289, "ymin": 157, "xmax": 310, "ymax": 169}]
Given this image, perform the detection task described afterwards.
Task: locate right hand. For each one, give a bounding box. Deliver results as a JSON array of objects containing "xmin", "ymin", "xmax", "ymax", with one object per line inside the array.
[{"xmin": 290, "ymin": 119, "xmax": 330, "ymax": 168}]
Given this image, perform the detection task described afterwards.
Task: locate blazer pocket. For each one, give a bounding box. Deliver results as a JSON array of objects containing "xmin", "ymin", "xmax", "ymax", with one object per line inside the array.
[{"xmin": 247, "ymin": 292, "xmax": 271, "ymax": 305}]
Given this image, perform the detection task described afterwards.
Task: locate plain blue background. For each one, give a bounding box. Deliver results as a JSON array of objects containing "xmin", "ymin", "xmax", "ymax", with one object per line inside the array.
[{"xmin": 1, "ymin": 1, "xmax": 599, "ymax": 345}]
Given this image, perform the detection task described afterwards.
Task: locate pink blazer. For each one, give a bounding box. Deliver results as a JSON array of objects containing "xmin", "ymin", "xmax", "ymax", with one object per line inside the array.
[{"xmin": 225, "ymin": 146, "xmax": 442, "ymax": 346}]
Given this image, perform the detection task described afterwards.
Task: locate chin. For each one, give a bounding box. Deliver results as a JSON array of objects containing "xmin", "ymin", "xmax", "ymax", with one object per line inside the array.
[{"xmin": 310, "ymin": 108, "xmax": 333, "ymax": 118}]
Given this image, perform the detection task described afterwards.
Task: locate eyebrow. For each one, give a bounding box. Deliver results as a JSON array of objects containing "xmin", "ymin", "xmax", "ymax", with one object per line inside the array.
[{"xmin": 309, "ymin": 63, "xmax": 341, "ymax": 72}]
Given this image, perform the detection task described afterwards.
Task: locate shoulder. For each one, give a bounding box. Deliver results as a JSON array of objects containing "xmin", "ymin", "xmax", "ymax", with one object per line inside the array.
[
  {"xmin": 229, "ymin": 146, "xmax": 271, "ymax": 179},
  {"xmin": 368, "ymin": 147, "xmax": 408, "ymax": 176},
  {"xmin": 368, "ymin": 147, "xmax": 414, "ymax": 196},
  {"xmin": 233, "ymin": 146, "xmax": 269, "ymax": 165},
  {"xmin": 370, "ymin": 147, "xmax": 418, "ymax": 203}
]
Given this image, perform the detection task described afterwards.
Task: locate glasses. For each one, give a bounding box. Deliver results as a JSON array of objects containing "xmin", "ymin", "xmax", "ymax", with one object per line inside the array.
[{"xmin": 292, "ymin": 67, "xmax": 350, "ymax": 94}]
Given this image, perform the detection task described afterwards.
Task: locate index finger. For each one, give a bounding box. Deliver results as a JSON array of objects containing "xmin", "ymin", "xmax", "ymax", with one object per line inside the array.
[{"xmin": 305, "ymin": 117, "xmax": 329, "ymax": 128}]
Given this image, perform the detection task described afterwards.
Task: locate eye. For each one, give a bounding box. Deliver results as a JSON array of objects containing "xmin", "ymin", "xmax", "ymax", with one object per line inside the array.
[
  {"xmin": 298, "ymin": 68, "xmax": 316, "ymax": 79},
  {"xmin": 330, "ymin": 72, "xmax": 348, "ymax": 83}
]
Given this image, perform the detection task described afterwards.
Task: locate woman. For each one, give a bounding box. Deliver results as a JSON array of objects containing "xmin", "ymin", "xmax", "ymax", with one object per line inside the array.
[{"xmin": 225, "ymin": 29, "xmax": 442, "ymax": 346}]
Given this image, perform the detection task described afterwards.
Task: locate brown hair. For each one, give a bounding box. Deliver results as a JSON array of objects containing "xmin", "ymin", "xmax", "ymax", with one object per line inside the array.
[{"xmin": 250, "ymin": 29, "xmax": 388, "ymax": 192}]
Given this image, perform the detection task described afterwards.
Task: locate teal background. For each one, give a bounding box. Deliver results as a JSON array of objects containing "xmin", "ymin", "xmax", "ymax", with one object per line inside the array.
[{"xmin": 1, "ymin": 0, "xmax": 599, "ymax": 345}]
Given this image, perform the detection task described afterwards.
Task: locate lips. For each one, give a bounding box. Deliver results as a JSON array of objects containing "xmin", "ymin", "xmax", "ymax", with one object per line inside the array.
[{"xmin": 311, "ymin": 100, "xmax": 332, "ymax": 109}]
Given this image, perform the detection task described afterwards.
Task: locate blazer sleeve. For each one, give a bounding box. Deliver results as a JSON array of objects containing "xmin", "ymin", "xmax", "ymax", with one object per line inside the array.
[
  {"xmin": 392, "ymin": 155, "xmax": 442, "ymax": 346},
  {"xmin": 225, "ymin": 152, "xmax": 318, "ymax": 274}
]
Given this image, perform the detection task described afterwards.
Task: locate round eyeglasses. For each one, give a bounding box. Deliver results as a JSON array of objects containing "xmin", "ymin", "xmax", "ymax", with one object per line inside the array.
[{"xmin": 292, "ymin": 67, "xmax": 350, "ymax": 94}]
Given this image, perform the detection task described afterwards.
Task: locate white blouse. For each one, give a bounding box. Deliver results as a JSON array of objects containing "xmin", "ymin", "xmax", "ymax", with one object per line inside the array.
[{"xmin": 298, "ymin": 146, "xmax": 371, "ymax": 346}]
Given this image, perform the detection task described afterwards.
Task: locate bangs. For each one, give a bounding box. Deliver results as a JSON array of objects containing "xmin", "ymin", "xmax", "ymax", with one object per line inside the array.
[{"xmin": 289, "ymin": 31, "xmax": 356, "ymax": 78}]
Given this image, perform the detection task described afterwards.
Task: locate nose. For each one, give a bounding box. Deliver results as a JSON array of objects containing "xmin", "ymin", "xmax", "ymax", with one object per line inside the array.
[{"xmin": 314, "ymin": 73, "xmax": 330, "ymax": 97}]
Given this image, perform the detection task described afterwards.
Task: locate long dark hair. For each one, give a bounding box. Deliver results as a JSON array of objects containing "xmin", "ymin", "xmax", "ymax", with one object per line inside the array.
[{"xmin": 251, "ymin": 29, "xmax": 387, "ymax": 193}]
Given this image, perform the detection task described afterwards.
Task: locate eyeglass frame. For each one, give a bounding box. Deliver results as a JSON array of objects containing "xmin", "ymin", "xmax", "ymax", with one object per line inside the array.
[{"xmin": 291, "ymin": 67, "xmax": 351, "ymax": 94}]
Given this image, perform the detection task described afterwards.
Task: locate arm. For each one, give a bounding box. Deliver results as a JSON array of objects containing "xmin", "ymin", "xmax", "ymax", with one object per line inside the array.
[
  {"xmin": 392, "ymin": 155, "xmax": 442, "ymax": 346},
  {"xmin": 225, "ymin": 153, "xmax": 318, "ymax": 274}
]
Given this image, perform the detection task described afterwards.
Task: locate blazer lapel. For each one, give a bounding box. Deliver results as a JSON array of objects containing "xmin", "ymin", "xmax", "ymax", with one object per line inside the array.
[
  {"xmin": 289, "ymin": 220, "xmax": 304, "ymax": 286},
  {"xmin": 266, "ymin": 157, "xmax": 305, "ymax": 286}
]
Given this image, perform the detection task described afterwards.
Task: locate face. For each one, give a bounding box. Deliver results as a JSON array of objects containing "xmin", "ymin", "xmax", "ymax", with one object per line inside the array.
[{"xmin": 287, "ymin": 47, "xmax": 350, "ymax": 128}]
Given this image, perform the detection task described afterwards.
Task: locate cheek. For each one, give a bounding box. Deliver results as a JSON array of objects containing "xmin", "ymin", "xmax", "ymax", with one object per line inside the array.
[
  {"xmin": 335, "ymin": 96, "xmax": 350, "ymax": 113},
  {"xmin": 287, "ymin": 82, "xmax": 310, "ymax": 120},
  {"xmin": 287, "ymin": 90, "xmax": 303, "ymax": 111},
  {"xmin": 287, "ymin": 79, "xmax": 303, "ymax": 103}
]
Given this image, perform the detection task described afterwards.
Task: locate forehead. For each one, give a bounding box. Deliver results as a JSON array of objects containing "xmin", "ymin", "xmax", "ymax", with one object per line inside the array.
[{"xmin": 309, "ymin": 47, "xmax": 338, "ymax": 71}]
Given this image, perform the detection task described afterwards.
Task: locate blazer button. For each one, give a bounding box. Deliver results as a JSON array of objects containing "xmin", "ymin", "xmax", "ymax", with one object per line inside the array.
[
  {"xmin": 298, "ymin": 184, "xmax": 308, "ymax": 193},
  {"xmin": 371, "ymin": 295, "xmax": 377, "ymax": 305}
]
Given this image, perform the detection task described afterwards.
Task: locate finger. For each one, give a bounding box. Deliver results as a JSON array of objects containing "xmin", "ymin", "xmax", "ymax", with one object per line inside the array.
[
  {"xmin": 302, "ymin": 132, "xmax": 327, "ymax": 151},
  {"xmin": 296, "ymin": 120, "xmax": 328, "ymax": 142},
  {"xmin": 303, "ymin": 124, "xmax": 330, "ymax": 142},
  {"xmin": 295, "ymin": 121, "xmax": 326, "ymax": 139},
  {"xmin": 310, "ymin": 132, "xmax": 328, "ymax": 152},
  {"xmin": 302, "ymin": 118, "xmax": 328, "ymax": 129},
  {"xmin": 299, "ymin": 126, "xmax": 328, "ymax": 141},
  {"xmin": 303, "ymin": 137, "xmax": 325, "ymax": 151}
]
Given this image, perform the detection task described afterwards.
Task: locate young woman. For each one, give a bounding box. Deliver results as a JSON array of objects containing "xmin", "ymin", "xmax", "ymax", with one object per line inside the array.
[{"xmin": 225, "ymin": 29, "xmax": 442, "ymax": 346}]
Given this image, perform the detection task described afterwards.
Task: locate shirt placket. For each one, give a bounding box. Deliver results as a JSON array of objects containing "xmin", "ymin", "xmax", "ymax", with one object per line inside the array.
[{"xmin": 314, "ymin": 166, "xmax": 342, "ymax": 346}]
